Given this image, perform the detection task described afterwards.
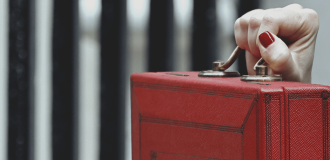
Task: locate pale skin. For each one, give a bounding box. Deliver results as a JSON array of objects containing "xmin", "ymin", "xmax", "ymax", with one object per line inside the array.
[{"xmin": 234, "ymin": 4, "xmax": 319, "ymax": 83}]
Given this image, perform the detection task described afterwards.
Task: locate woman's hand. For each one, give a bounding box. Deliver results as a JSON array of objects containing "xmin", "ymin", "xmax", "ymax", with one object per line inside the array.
[{"xmin": 234, "ymin": 4, "xmax": 319, "ymax": 83}]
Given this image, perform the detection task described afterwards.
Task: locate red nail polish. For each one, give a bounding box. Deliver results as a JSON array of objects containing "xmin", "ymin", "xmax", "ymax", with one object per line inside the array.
[{"xmin": 259, "ymin": 31, "xmax": 275, "ymax": 48}]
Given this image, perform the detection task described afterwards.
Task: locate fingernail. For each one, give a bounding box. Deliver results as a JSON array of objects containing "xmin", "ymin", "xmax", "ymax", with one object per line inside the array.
[{"xmin": 259, "ymin": 31, "xmax": 275, "ymax": 48}]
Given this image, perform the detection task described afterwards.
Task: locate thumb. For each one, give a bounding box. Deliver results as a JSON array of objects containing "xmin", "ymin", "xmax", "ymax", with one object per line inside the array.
[{"xmin": 257, "ymin": 31, "xmax": 299, "ymax": 81}]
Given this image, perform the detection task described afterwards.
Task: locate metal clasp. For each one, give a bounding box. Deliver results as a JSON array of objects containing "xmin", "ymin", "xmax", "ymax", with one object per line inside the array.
[
  {"xmin": 198, "ymin": 46, "xmax": 242, "ymax": 77},
  {"xmin": 198, "ymin": 46, "xmax": 283, "ymax": 82},
  {"xmin": 241, "ymin": 55, "xmax": 282, "ymax": 82}
]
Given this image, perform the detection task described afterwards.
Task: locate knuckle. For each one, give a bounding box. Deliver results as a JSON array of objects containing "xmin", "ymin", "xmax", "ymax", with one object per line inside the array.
[
  {"xmin": 288, "ymin": 3, "xmax": 303, "ymax": 9},
  {"xmin": 293, "ymin": 13, "xmax": 303, "ymax": 25},
  {"xmin": 239, "ymin": 17, "xmax": 249, "ymax": 28},
  {"xmin": 292, "ymin": 3, "xmax": 303, "ymax": 8},
  {"xmin": 249, "ymin": 16, "xmax": 261, "ymax": 29},
  {"xmin": 302, "ymin": 9, "xmax": 319, "ymax": 30},
  {"xmin": 304, "ymin": 9, "xmax": 319, "ymax": 20},
  {"xmin": 262, "ymin": 14, "xmax": 275, "ymax": 26}
]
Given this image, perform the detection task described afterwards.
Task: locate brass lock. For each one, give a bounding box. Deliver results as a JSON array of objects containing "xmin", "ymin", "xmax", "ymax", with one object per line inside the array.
[{"xmin": 198, "ymin": 46, "xmax": 282, "ymax": 82}]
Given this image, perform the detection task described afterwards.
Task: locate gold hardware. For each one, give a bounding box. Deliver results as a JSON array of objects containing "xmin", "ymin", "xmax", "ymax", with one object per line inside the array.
[
  {"xmin": 198, "ymin": 46, "xmax": 242, "ymax": 77},
  {"xmin": 198, "ymin": 46, "xmax": 283, "ymax": 82}
]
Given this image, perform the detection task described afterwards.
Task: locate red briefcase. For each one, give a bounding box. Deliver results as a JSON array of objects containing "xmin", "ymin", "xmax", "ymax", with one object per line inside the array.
[{"xmin": 131, "ymin": 71, "xmax": 330, "ymax": 160}]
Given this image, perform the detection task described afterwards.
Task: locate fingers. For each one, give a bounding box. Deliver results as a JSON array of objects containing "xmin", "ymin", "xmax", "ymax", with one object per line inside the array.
[
  {"xmin": 235, "ymin": 9, "xmax": 263, "ymax": 52},
  {"xmin": 247, "ymin": 11, "xmax": 268, "ymax": 57},
  {"xmin": 235, "ymin": 4, "xmax": 319, "ymax": 82},
  {"xmin": 235, "ymin": 5, "xmax": 318, "ymax": 55},
  {"xmin": 256, "ymin": 8, "xmax": 318, "ymax": 42},
  {"xmin": 257, "ymin": 31, "xmax": 301, "ymax": 81}
]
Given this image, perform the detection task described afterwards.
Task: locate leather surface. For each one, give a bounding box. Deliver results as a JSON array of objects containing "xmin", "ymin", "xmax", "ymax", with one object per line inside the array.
[{"xmin": 131, "ymin": 72, "xmax": 330, "ymax": 160}]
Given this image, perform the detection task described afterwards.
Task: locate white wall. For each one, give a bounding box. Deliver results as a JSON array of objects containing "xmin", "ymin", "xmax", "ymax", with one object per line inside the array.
[{"xmin": 34, "ymin": 0, "xmax": 53, "ymax": 159}]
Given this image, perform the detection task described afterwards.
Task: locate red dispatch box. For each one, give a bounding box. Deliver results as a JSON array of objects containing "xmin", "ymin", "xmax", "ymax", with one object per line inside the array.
[{"xmin": 131, "ymin": 72, "xmax": 330, "ymax": 160}]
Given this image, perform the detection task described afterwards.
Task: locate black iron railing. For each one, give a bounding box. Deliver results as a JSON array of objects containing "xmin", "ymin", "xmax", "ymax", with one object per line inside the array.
[{"xmin": 2, "ymin": 0, "xmax": 259, "ymax": 159}]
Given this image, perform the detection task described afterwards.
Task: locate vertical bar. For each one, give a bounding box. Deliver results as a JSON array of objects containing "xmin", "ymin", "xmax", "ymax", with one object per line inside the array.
[
  {"xmin": 191, "ymin": 0, "xmax": 218, "ymax": 71},
  {"xmin": 52, "ymin": 0, "xmax": 79, "ymax": 159},
  {"xmin": 148, "ymin": 0, "xmax": 174, "ymax": 72},
  {"xmin": 0, "ymin": 0, "xmax": 9, "ymax": 160},
  {"xmin": 7, "ymin": 0, "xmax": 35, "ymax": 159},
  {"xmin": 34, "ymin": 0, "xmax": 53, "ymax": 159},
  {"xmin": 100, "ymin": 0, "xmax": 126, "ymax": 160},
  {"xmin": 30, "ymin": 2, "xmax": 36, "ymax": 160},
  {"xmin": 237, "ymin": 0, "xmax": 259, "ymax": 75}
]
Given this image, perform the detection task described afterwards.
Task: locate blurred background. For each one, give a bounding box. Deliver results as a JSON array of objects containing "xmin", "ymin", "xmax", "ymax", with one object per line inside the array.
[{"xmin": 0, "ymin": 0, "xmax": 329, "ymax": 160}]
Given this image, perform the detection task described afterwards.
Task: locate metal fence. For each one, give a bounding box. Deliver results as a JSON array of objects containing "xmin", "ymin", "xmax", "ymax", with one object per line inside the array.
[{"xmin": 0, "ymin": 0, "xmax": 259, "ymax": 160}]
